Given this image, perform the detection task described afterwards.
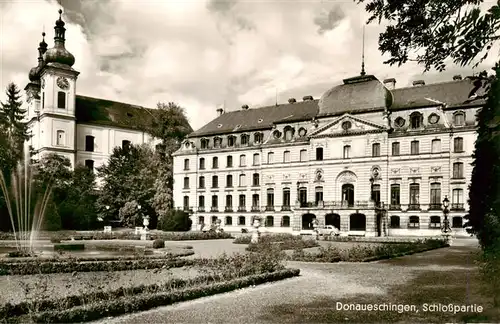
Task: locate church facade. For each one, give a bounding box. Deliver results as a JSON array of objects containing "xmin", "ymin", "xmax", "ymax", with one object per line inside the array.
[
  {"xmin": 173, "ymin": 71, "xmax": 486, "ymax": 237},
  {"xmin": 23, "ymin": 10, "xmax": 159, "ymax": 173}
]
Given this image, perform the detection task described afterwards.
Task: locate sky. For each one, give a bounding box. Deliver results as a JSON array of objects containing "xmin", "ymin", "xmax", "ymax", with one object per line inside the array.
[{"xmin": 0, "ymin": 0, "xmax": 498, "ymax": 131}]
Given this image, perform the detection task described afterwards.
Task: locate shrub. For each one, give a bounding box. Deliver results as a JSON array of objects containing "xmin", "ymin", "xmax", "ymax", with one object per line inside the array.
[
  {"xmin": 241, "ymin": 228, "xmax": 248, "ymax": 233},
  {"xmin": 242, "ymin": 234, "xmax": 319, "ymax": 251},
  {"xmin": 53, "ymin": 243, "xmax": 85, "ymax": 251},
  {"xmin": 153, "ymin": 239, "xmax": 165, "ymax": 249},
  {"xmin": 50, "ymin": 238, "xmax": 61, "ymax": 243}
]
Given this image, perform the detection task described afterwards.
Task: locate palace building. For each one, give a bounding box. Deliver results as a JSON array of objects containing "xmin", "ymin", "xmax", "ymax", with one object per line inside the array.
[
  {"xmin": 173, "ymin": 68, "xmax": 487, "ymax": 237},
  {"xmin": 23, "ymin": 10, "xmax": 160, "ymax": 172}
]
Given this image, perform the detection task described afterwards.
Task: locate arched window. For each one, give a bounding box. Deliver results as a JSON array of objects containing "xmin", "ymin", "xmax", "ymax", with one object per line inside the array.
[
  {"xmin": 238, "ymin": 216, "xmax": 246, "ymax": 225},
  {"xmin": 252, "ymin": 173, "xmax": 260, "ymax": 186},
  {"xmin": 266, "ymin": 216, "xmax": 274, "ymax": 227},
  {"xmin": 57, "ymin": 91, "xmax": 66, "ymax": 109},
  {"xmin": 226, "ymin": 155, "xmax": 233, "ymax": 167},
  {"xmin": 183, "ymin": 158, "xmax": 189, "ymax": 170},
  {"xmin": 453, "ymin": 162, "xmax": 464, "ymax": 178},
  {"xmin": 226, "ymin": 175, "xmax": 233, "ymax": 187},
  {"xmin": 342, "ymin": 184, "xmax": 354, "ymax": 207},
  {"xmin": 452, "ymin": 216, "xmax": 463, "ymax": 228},
  {"xmin": 410, "ymin": 112, "xmax": 423, "ymax": 129},
  {"xmin": 343, "ymin": 145, "xmax": 351, "ymax": 159},
  {"xmin": 198, "ymin": 196, "xmax": 205, "ymax": 208},
  {"xmin": 241, "ymin": 134, "xmax": 249, "ymax": 145},
  {"xmin": 212, "ymin": 175, "xmax": 218, "ymax": 188},
  {"xmin": 56, "ymin": 130, "xmax": 65, "ymax": 146},
  {"xmin": 213, "ymin": 137, "xmax": 222, "ymax": 148},
  {"xmin": 183, "ymin": 177, "xmax": 190, "ymax": 189},
  {"xmin": 349, "ymin": 213, "xmax": 366, "ymax": 231},
  {"xmin": 409, "ymin": 183, "xmax": 420, "ymax": 209},
  {"xmin": 267, "ymin": 152, "xmax": 274, "ymax": 164},
  {"xmin": 408, "ymin": 216, "xmax": 420, "ymax": 228},
  {"xmin": 199, "ymin": 158, "xmax": 205, "ymax": 169},
  {"xmin": 199, "ymin": 176, "xmax": 205, "ymax": 188},
  {"xmin": 390, "ymin": 216, "xmax": 400, "ymax": 228},
  {"xmin": 410, "ymin": 140, "xmax": 419, "ymax": 155},
  {"xmin": 254, "ymin": 132, "xmax": 263, "ymax": 144},
  {"xmin": 85, "ymin": 135, "xmax": 94, "ymax": 152},
  {"xmin": 452, "ymin": 188, "xmax": 464, "ymax": 209},
  {"xmin": 284, "ymin": 126, "xmax": 294, "ymax": 141},
  {"xmin": 429, "ymin": 216, "xmax": 441, "ymax": 228},
  {"xmin": 200, "ymin": 138, "xmax": 209, "ymax": 149},
  {"xmin": 239, "ymin": 154, "xmax": 246, "ymax": 166},
  {"xmin": 266, "ymin": 189, "xmax": 274, "ymax": 209},
  {"xmin": 211, "ymin": 195, "xmax": 218, "ymax": 208},
  {"xmin": 281, "ymin": 216, "xmax": 290, "ymax": 227},
  {"xmin": 239, "ymin": 174, "xmax": 246, "ymax": 186},
  {"xmin": 225, "ymin": 216, "xmax": 232, "ymax": 225},
  {"xmin": 183, "ymin": 196, "xmax": 189, "ymax": 210},
  {"xmin": 282, "ymin": 188, "xmax": 291, "ymax": 209},
  {"xmin": 453, "ymin": 112, "xmax": 465, "ymax": 126},
  {"xmin": 454, "ymin": 137, "xmax": 464, "ymax": 152},
  {"xmin": 283, "ymin": 150, "xmax": 290, "ymax": 163},
  {"xmin": 253, "ymin": 153, "xmax": 260, "ymax": 165},
  {"xmin": 227, "ymin": 136, "xmax": 235, "ymax": 147},
  {"xmin": 430, "ymin": 183, "xmax": 441, "ymax": 209},
  {"xmin": 212, "ymin": 157, "xmax": 218, "ymax": 169},
  {"xmin": 315, "ymin": 186, "xmax": 323, "ymax": 205}
]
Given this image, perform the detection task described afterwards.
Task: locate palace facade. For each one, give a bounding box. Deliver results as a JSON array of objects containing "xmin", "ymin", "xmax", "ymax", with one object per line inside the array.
[{"xmin": 173, "ymin": 70, "xmax": 487, "ymax": 237}]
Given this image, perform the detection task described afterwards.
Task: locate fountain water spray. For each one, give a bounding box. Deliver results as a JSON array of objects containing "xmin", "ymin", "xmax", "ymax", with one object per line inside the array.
[{"xmin": 0, "ymin": 148, "xmax": 52, "ymax": 254}]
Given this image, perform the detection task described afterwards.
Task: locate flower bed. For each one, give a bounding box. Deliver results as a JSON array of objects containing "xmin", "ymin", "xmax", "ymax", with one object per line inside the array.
[
  {"xmin": 233, "ymin": 233, "xmax": 295, "ymax": 244},
  {"xmin": 289, "ymin": 239, "xmax": 449, "ymax": 262},
  {"xmin": 235, "ymin": 233, "xmax": 319, "ymax": 252}
]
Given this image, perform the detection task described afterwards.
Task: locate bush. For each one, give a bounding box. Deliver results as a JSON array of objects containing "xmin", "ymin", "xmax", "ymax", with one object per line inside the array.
[
  {"xmin": 153, "ymin": 239, "xmax": 165, "ymax": 249},
  {"xmin": 158, "ymin": 209, "xmax": 192, "ymax": 231},
  {"xmin": 240, "ymin": 234, "xmax": 319, "ymax": 252},
  {"xmin": 241, "ymin": 228, "xmax": 248, "ymax": 233},
  {"xmin": 234, "ymin": 233, "xmax": 294, "ymax": 244},
  {"xmin": 50, "ymin": 238, "xmax": 61, "ymax": 243}
]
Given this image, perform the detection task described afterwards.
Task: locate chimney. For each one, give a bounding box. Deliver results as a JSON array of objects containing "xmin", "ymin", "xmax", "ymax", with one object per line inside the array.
[
  {"xmin": 216, "ymin": 108, "xmax": 224, "ymax": 116},
  {"xmin": 383, "ymin": 78, "xmax": 396, "ymax": 90},
  {"xmin": 303, "ymin": 95, "xmax": 313, "ymax": 101},
  {"xmin": 412, "ymin": 80, "xmax": 425, "ymax": 86},
  {"xmin": 241, "ymin": 104, "xmax": 249, "ymax": 110},
  {"xmin": 288, "ymin": 98, "xmax": 296, "ymax": 104},
  {"xmin": 453, "ymin": 75, "xmax": 462, "ymax": 80}
]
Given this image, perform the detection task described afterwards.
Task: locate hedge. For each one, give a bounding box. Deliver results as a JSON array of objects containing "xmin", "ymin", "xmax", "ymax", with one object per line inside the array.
[
  {"xmin": 0, "ymin": 257, "xmax": 195, "ymax": 276},
  {"xmin": 29, "ymin": 269, "xmax": 300, "ymax": 323}
]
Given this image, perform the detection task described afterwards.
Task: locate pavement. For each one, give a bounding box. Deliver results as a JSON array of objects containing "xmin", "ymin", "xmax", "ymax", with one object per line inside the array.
[{"xmin": 91, "ymin": 238, "xmax": 480, "ymax": 324}]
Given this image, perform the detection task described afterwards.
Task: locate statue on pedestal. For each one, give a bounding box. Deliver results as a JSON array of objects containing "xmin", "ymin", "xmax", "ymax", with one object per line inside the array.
[
  {"xmin": 251, "ymin": 216, "xmax": 261, "ymax": 244},
  {"xmin": 312, "ymin": 218, "xmax": 319, "ymax": 240},
  {"xmin": 141, "ymin": 216, "xmax": 151, "ymax": 241}
]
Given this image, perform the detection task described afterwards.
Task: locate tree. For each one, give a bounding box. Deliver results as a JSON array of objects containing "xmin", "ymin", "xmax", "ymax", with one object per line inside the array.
[
  {"xmin": 357, "ymin": 0, "xmax": 500, "ymax": 250},
  {"xmin": 158, "ymin": 209, "xmax": 192, "ymax": 232}
]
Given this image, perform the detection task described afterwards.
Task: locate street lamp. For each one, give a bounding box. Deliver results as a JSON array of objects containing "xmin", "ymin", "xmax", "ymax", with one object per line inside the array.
[{"xmin": 442, "ymin": 196, "xmax": 452, "ymax": 242}]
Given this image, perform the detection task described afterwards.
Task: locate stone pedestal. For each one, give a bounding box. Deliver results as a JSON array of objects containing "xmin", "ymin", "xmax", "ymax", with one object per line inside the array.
[
  {"xmin": 103, "ymin": 226, "xmax": 112, "ymax": 233},
  {"xmin": 141, "ymin": 231, "xmax": 151, "ymax": 241},
  {"xmin": 251, "ymin": 217, "xmax": 261, "ymax": 244}
]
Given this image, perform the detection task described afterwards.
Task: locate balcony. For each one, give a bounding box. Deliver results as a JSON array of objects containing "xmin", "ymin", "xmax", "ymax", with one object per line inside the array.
[
  {"xmin": 210, "ymin": 206, "xmax": 219, "ymax": 212},
  {"xmin": 197, "ymin": 207, "xmax": 205, "ymax": 212},
  {"xmin": 407, "ymin": 204, "xmax": 421, "ymax": 211},
  {"xmin": 428, "ymin": 203, "xmax": 442, "ymax": 211},
  {"xmin": 251, "ymin": 206, "xmax": 260, "ymax": 212},
  {"xmin": 237, "ymin": 206, "xmax": 247, "ymax": 212},
  {"xmin": 295, "ymin": 200, "xmax": 378, "ymax": 209},
  {"xmin": 451, "ymin": 203, "xmax": 465, "ymax": 211},
  {"xmin": 389, "ymin": 204, "xmax": 401, "ymax": 210},
  {"xmin": 224, "ymin": 206, "xmax": 233, "ymax": 212},
  {"xmin": 265, "ymin": 206, "xmax": 275, "ymax": 211},
  {"xmin": 281, "ymin": 205, "xmax": 292, "ymax": 211}
]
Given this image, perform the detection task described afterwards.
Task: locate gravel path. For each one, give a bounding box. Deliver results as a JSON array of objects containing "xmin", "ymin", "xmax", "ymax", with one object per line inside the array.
[{"xmin": 92, "ymin": 238, "xmax": 479, "ymax": 324}]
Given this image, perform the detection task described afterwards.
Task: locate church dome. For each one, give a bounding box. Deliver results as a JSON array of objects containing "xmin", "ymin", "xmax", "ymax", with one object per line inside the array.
[
  {"xmin": 43, "ymin": 47, "xmax": 75, "ymax": 67},
  {"xmin": 317, "ymin": 74, "xmax": 393, "ymax": 117},
  {"xmin": 28, "ymin": 66, "xmax": 40, "ymax": 82}
]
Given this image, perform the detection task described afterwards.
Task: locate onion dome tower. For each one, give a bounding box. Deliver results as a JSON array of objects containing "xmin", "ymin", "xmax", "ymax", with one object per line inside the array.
[
  {"xmin": 43, "ymin": 9, "xmax": 75, "ymax": 67},
  {"xmin": 28, "ymin": 32, "xmax": 48, "ymax": 83}
]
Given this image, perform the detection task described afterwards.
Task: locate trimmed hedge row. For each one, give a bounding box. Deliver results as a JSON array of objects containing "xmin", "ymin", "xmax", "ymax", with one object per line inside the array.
[
  {"xmin": 233, "ymin": 233, "xmax": 295, "ymax": 244},
  {"xmin": 246, "ymin": 240, "xmax": 318, "ymax": 252},
  {"xmin": 0, "ymin": 257, "xmax": 194, "ymax": 275},
  {"xmin": 0, "ymin": 249, "xmax": 194, "ymax": 264},
  {"xmin": 29, "ymin": 269, "xmax": 300, "ymax": 323}
]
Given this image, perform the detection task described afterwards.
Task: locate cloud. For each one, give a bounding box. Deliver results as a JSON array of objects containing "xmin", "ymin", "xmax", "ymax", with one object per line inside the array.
[{"xmin": 0, "ymin": 0, "xmax": 493, "ymax": 131}]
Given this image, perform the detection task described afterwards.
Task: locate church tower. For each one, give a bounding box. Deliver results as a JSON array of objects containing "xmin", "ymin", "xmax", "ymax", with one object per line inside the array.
[{"xmin": 33, "ymin": 9, "xmax": 80, "ymax": 166}]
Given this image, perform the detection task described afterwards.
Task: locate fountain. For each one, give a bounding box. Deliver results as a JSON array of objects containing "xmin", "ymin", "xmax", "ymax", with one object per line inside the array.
[{"xmin": 0, "ymin": 147, "xmax": 52, "ymax": 255}]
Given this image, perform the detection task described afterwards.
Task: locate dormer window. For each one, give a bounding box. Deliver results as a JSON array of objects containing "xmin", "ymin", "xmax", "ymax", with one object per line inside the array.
[
  {"xmin": 283, "ymin": 126, "xmax": 294, "ymax": 141},
  {"xmin": 200, "ymin": 138, "xmax": 209, "ymax": 149},
  {"xmin": 241, "ymin": 134, "xmax": 249, "ymax": 146},
  {"xmin": 273, "ymin": 130, "xmax": 281, "ymax": 139},
  {"xmin": 410, "ymin": 112, "xmax": 423, "ymax": 129},
  {"xmin": 228, "ymin": 136, "xmax": 235, "ymax": 147},
  {"xmin": 254, "ymin": 132, "xmax": 263, "ymax": 144},
  {"xmin": 453, "ymin": 112, "xmax": 465, "ymax": 126},
  {"xmin": 214, "ymin": 137, "xmax": 222, "ymax": 148},
  {"xmin": 57, "ymin": 92, "xmax": 66, "ymax": 109}
]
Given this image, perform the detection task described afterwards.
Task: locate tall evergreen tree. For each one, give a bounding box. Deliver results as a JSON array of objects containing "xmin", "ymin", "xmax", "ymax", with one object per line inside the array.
[{"xmin": 0, "ymin": 83, "xmax": 29, "ymax": 162}]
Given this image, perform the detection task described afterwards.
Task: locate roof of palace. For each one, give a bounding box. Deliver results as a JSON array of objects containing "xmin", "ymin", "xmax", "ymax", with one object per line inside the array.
[{"xmin": 189, "ymin": 76, "xmax": 486, "ymax": 137}]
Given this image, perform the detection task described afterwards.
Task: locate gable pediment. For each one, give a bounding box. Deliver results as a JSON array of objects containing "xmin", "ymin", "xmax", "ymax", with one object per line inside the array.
[{"xmin": 309, "ymin": 114, "xmax": 386, "ymax": 138}]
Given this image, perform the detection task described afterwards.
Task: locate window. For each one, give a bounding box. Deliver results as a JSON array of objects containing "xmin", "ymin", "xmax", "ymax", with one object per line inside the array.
[
  {"xmin": 238, "ymin": 216, "xmax": 246, "ymax": 225},
  {"xmin": 431, "ymin": 139, "xmax": 441, "ymax": 153},
  {"xmin": 454, "ymin": 112, "xmax": 465, "ymax": 126},
  {"xmin": 239, "ymin": 194, "xmax": 246, "ymax": 207},
  {"xmin": 212, "ymin": 157, "xmax": 218, "ymax": 169},
  {"xmin": 408, "ymin": 216, "xmax": 420, "ymax": 228},
  {"xmin": 267, "ymin": 152, "xmax": 274, "ymax": 164},
  {"xmin": 198, "ymin": 216, "xmax": 205, "ymax": 225},
  {"xmin": 200, "ymin": 139, "xmax": 209, "ymax": 149},
  {"xmin": 284, "ymin": 127, "xmax": 294, "ymax": 141},
  {"xmin": 316, "ymin": 147, "xmax": 323, "ymax": 160},
  {"xmin": 454, "ymin": 137, "xmax": 464, "ymax": 152},
  {"xmin": 211, "ymin": 195, "xmax": 218, "ymax": 207},
  {"xmin": 199, "ymin": 176, "xmax": 205, "ymax": 188},
  {"xmin": 253, "ymin": 153, "xmax": 260, "ymax": 165},
  {"xmin": 267, "ymin": 189, "xmax": 274, "ymax": 208},
  {"xmin": 212, "ymin": 175, "xmax": 218, "ymax": 188},
  {"xmin": 183, "ymin": 196, "xmax": 189, "ymax": 210},
  {"xmin": 266, "ymin": 216, "xmax": 274, "ymax": 227},
  {"xmin": 343, "ymin": 145, "xmax": 351, "ymax": 159},
  {"xmin": 239, "ymin": 154, "xmax": 246, "ymax": 166},
  {"xmin": 225, "ymin": 195, "xmax": 232, "ymax": 208},
  {"xmin": 252, "ymin": 194, "xmax": 259, "ymax": 207},
  {"xmin": 199, "ymin": 196, "xmax": 205, "ymax": 208},
  {"xmin": 84, "ymin": 159, "xmax": 94, "ymax": 172},
  {"xmin": 56, "ymin": 130, "xmax": 65, "ymax": 146},
  {"xmin": 226, "ymin": 175, "xmax": 233, "ymax": 187},
  {"xmin": 241, "ymin": 134, "xmax": 249, "ymax": 145},
  {"xmin": 410, "ymin": 112, "xmax": 422, "ymax": 129},
  {"xmin": 390, "ymin": 184, "xmax": 401, "ymax": 208},
  {"xmin": 452, "ymin": 217, "xmax": 463, "ymax": 228},
  {"xmin": 226, "ymin": 155, "xmax": 233, "ymax": 167},
  {"xmin": 57, "ymin": 91, "xmax": 66, "ymax": 109},
  {"xmin": 430, "ymin": 183, "xmax": 441, "ymax": 209},
  {"xmin": 341, "ymin": 184, "xmax": 354, "ymax": 207},
  {"xmin": 183, "ymin": 177, "xmax": 189, "ymax": 189},
  {"xmin": 225, "ymin": 216, "xmax": 232, "ymax": 225},
  {"xmin": 300, "ymin": 149, "xmax": 307, "ymax": 162},
  {"xmin": 315, "ymin": 186, "xmax": 323, "ymax": 205},
  {"xmin": 372, "ymin": 143, "xmax": 381, "ymax": 157},
  {"xmin": 183, "ymin": 159, "xmax": 189, "ymax": 170},
  {"xmin": 254, "ymin": 132, "xmax": 263, "ymax": 144},
  {"xmin": 299, "ymin": 187, "xmax": 308, "ymax": 207},
  {"xmin": 282, "ymin": 216, "xmax": 290, "ymax": 227},
  {"xmin": 429, "ymin": 216, "xmax": 441, "ymax": 228},
  {"xmin": 391, "ymin": 142, "xmax": 400, "ymax": 156},
  {"xmin": 211, "ymin": 216, "xmax": 218, "ymax": 224},
  {"xmin": 453, "ymin": 162, "xmax": 464, "ymax": 178},
  {"xmin": 85, "ymin": 135, "xmax": 94, "ymax": 152},
  {"xmin": 239, "ymin": 174, "xmax": 246, "ymax": 186},
  {"xmin": 283, "ymin": 188, "xmax": 291, "ymax": 207},
  {"xmin": 371, "ymin": 184, "xmax": 381, "ymax": 204},
  {"xmin": 390, "ymin": 216, "xmax": 400, "ymax": 228},
  {"xmin": 452, "ymin": 188, "xmax": 464, "ymax": 209},
  {"xmin": 283, "ymin": 151, "xmax": 291, "ymax": 163},
  {"xmin": 410, "ymin": 140, "xmax": 419, "ymax": 155},
  {"xmin": 409, "ymin": 184, "xmax": 420, "ymax": 208},
  {"xmin": 227, "ymin": 136, "xmax": 235, "ymax": 147},
  {"xmin": 252, "ymin": 173, "xmax": 259, "ymax": 186},
  {"xmin": 214, "ymin": 137, "xmax": 222, "ymax": 148},
  {"xmin": 122, "ymin": 140, "xmax": 131, "ymax": 149},
  {"xmin": 199, "ymin": 158, "xmax": 205, "ymax": 169}
]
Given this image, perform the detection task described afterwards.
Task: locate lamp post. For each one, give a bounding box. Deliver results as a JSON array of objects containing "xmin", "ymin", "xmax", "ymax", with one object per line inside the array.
[{"xmin": 442, "ymin": 196, "xmax": 452, "ymax": 243}]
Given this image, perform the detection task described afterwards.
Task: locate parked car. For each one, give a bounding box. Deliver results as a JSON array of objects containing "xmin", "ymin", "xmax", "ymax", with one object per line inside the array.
[{"xmin": 317, "ymin": 225, "xmax": 340, "ymax": 236}]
